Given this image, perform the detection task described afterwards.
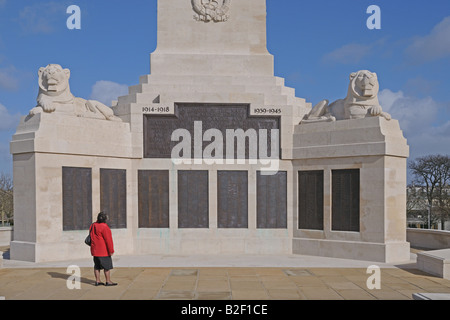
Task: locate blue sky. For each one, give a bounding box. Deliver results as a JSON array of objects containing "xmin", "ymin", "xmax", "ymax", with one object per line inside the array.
[{"xmin": 0, "ymin": 0, "xmax": 449, "ymax": 177}]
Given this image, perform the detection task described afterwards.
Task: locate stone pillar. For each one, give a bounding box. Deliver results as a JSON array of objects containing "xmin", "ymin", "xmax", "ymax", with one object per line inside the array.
[{"xmin": 151, "ymin": 0, "xmax": 274, "ymax": 76}]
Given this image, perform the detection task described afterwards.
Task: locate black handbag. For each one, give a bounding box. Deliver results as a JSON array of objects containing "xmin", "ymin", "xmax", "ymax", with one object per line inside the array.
[{"xmin": 85, "ymin": 224, "xmax": 93, "ymax": 246}]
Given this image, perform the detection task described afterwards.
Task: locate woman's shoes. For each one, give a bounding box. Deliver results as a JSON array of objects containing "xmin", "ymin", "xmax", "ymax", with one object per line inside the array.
[
  {"xmin": 105, "ymin": 282, "xmax": 118, "ymax": 286},
  {"xmin": 94, "ymin": 281, "xmax": 118, "ymax": 286}
]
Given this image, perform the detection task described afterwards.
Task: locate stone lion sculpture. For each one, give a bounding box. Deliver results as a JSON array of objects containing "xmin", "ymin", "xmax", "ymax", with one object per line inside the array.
[
  {"xmin": 301, "ymin": 70, "xmax": 391, "ymax": 124},
  {"xmin": 29, "ymin": 64, "xmax": 121, "ymax": 121}
]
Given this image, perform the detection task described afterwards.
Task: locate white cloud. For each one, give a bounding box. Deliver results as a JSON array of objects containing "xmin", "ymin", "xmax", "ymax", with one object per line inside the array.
[
  {"xmin": 0, "ymin": 103, "xmax": 21, "ymax": 131},
  {"xmin": 17, "ymin": 2, "xmax": 68, "ymax": 34},
  {"xmin": 405, "ymin": 16, "xmax": 450, "ymax": 63},
  {"xmin": 0, "ymin": 66, "xmax": 20, "ymax": 91},
  {"xmin": 90, "ymin": 81, "xmax": 129, "ymax": 106},
  {"xmin": 322, "ymin": 43, "xmax": 372, "ymax": 65},
  {"xmin": 378, "ymin": 89, "xmax": 439, "ymax": 133},
  {"xmin": 378, "ymin": 89, "xmax": 450, "ymax": 159}
]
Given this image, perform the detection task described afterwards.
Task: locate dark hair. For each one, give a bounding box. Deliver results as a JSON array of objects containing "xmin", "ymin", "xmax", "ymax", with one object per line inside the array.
[{"xmin": 97, "ymin": 212, "xmax": 108, "ymax": 223}]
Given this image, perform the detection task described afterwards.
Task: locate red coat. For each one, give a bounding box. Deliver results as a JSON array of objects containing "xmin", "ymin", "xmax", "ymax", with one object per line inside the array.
[{"xmin": 90, "ymin": 222, "xmax": 114, "ymax": 257}]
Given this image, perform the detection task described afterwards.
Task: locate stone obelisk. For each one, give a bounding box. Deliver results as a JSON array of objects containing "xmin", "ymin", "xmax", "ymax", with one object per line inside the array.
[{"xmin": 150, "ymin": 0, "xmax": 274, "ymax": 77}]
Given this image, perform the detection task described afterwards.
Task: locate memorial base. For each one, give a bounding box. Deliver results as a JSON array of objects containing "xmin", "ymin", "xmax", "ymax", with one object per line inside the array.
[{"xmin": 293, "ymin": 238, "xmax": 410, "ymax": 263}]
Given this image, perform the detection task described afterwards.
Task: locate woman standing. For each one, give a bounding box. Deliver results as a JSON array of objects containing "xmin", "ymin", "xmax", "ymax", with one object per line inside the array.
[{"xmin": 90, "ymin": 212, "xmax": 117, "ymax": 286}]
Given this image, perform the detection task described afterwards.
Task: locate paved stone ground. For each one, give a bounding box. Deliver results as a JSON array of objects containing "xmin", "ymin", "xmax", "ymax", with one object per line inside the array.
[
  {"xmin": 1, "ymin": 266, "xmax": 450, "ymax": 300},
  {"xmin": 2, "ymin": 246, "xmax": 450, "ymax": 300}
]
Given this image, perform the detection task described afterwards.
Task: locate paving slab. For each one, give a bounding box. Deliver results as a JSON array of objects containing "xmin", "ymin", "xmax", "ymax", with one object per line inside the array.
[{"xmin": 334, "ymin": 289, "xmax": 376, "ymax": 300}]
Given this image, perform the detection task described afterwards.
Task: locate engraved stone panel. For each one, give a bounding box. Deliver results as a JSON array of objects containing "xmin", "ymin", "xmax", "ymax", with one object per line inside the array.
[
  {"xmin": 178, "ymin": 170, "xmax": 209, "ymax": 228},
  {"xmin": 217, "ymin": 171, "xmax": 248, "ymax": 228},
  {"xmin": 62, "ymin": 167, "xmax": 92, "ymax": 231},
  {"xmin": 257, "ymin": 171, "xmax": 287, "ymax": 229},
  {"xmin": 298, "ymin": 171, "xmax": 324, "ymax": 230},
  {"xmin": 332, "ymin": 169, "xmax": 360, "ymax": 232},
  {"xmin": 143, "ymin": 103, "xmax": 280, "ymax": 159},
  {"xmin": 138, "ymin": 170, "xmax": 169, "ymax": 228},
  {"xmin": 100, "ymin": 169, "xmax": 127, "ymax": 229}
]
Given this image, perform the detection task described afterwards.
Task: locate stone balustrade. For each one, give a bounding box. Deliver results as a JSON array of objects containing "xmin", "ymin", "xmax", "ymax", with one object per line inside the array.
[{"xmin": 407, "ymin": 228, "xmax": 450, "ymax": 250}]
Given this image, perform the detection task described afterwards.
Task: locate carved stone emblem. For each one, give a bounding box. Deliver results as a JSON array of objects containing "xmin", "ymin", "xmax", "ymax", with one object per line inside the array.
[{"xmin": 192, "ymin": 0, "xmax": 231, "ymax": 22}]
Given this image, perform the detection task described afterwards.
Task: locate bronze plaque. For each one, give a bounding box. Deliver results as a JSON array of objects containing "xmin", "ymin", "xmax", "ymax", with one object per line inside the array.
[
  {"xmin": 143, "ymin": 103, "xmax": 280, "ymax": 159},
  {"xmin": 138, "ymin": 170, "xmax": 170, "ymax": 228},
  {"xmin": 100, "ymin": 169, "xmax": 127, "ymax": 229},
  {"xmin": 257, "ymin": 171, "xmax": 287, "ymax": 229},
  {"xmin": 62, "ymin": 167, "xmax": 92, "ymax": 231},
  {"xmin": 217, "ymin": 171, "xmax": 248, "ymax": 228},
  {"xmin": 298, "ymin": 171, "xmax": 324, "ymax": 230},
  {"xmin": 178, "ymin": 171, "xmax": 209, "ymax": 228},
  {"xmin": 332, "ymin": 169, "xmax": 360, "ymax": 232}
]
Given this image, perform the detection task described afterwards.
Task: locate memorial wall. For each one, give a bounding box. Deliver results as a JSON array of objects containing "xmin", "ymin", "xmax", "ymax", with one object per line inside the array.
[{"xmin": 10, "ymin": 0, "xmax": 410, "ymax": 263}]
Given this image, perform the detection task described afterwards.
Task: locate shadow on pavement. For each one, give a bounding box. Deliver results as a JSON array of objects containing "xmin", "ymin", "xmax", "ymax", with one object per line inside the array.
[{"xmin": 47, "ymin": 271, "xmax": 96, "ymax": 286}]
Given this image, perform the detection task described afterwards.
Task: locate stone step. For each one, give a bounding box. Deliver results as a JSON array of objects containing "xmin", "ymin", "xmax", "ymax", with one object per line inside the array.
[
  {"xmin": 118, "ymin": 89, "xmax": 305, "ymax": 107},
  {"xmin": 244, "ymin": 84, "xmax": 296, "ymax": 97},
  {"xmin": 114, "ymin": 101, "xmax": 304, "ymax": 120},
  {"xmin": 139, "ymin": 74, "xmax": 286, "ymax": 87},
  {"xmin": 134, "ymin": 84, "xmax": 249, "ymax": 95},
  {"xmin": 417, "ymin": 249, "xmax": 450, "ymax": 280},
  {"xmin": 413, "ymin": 293, "xmax": 450, "ymax": 300},
  {"xmin": 133, "ymin": 84, "xmax": 296, "ymax": 100}
]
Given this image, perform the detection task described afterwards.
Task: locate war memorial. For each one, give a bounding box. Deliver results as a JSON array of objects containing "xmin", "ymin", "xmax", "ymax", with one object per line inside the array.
[{"xmin": 9, "ymin": 0, "xmax": 410, "ymax": 264}]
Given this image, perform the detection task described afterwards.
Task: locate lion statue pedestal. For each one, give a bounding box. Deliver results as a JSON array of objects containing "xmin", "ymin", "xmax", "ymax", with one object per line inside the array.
[
  {"xmin": 287, "ymin": 70, "xmax": 410, "ymax": 263},
  {"xmin": 291, "ymin": 117, "xmax": 410, "ymax": 263}
]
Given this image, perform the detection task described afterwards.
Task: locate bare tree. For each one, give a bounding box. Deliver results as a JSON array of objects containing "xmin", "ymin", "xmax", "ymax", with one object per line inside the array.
[
  {"xmin": 409, "ymin": 154, "xmax": 450, "ymax": 229},
  {"xmin": 0, "ymin": 173, "xmax": 13, "ymax": 226},
  {"xmin": 406, "ymin": 184, "xmax": 428, "ymax": 227}
]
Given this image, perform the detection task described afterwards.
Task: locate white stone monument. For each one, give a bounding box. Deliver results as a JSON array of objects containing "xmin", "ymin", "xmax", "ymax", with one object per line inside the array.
[{"xmin": 10, "ymin": 0, "xmax": 410, "ymax": 263}]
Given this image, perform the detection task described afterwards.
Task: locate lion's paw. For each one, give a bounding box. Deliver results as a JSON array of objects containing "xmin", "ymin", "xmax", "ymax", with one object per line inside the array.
[
  {"xmin": 29, "ymin": 107, "xmax": 42, "ymax": 116},
  {"xmin": 381, "ymin": 112, "xmax": 392, "ymax": 121},
  {"xmin": 369, "ymin": 105, "xmax": 383, "ymax": 116}
]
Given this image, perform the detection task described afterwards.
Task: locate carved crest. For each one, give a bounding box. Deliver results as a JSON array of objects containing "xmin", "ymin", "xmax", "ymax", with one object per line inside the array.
[{"xmin": 192, "ymin": 0, "xmax": 231, "ymax": 22}]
